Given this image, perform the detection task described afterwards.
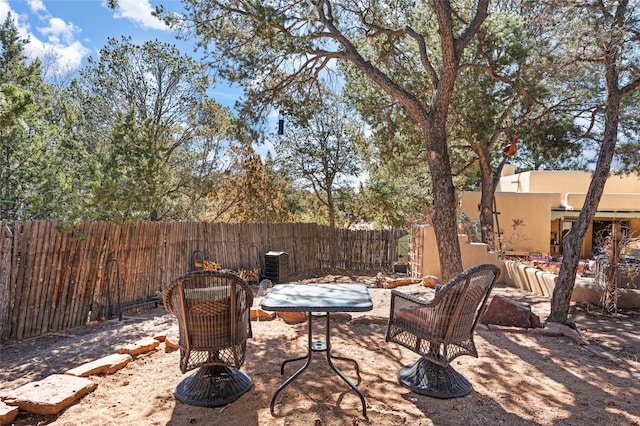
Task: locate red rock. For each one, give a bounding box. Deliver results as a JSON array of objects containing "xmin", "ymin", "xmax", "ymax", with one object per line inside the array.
[
  {"xmin": 164, "ymin": 327, "xmax": 180, "ymax": 350},
  {"xmin": 251, "ymin": 308, "xmax": 276, "ymax": 321},
  {"xmin": 2, "ymin": 374, "xmax": 97, "ymax": 415},
  {"xmin": 0, "ymin": 401, "xmax": 18, "ymax": 425},
  {"xmin": 422, "ymin": 276, "xmax": 438, "ymax": 287},
  {"xmin": 65, "ymin": 353, "xmax": 132, "ymax": 377},
  {"xmin": 277, "ymin": 311, "xmax": 307, "ymax": 324},
  {"xmin": 329, "ymin": 312, "xmax": 352, "ymax": 322},
  {"xmin": 352, "ymin": 315, "xmax": 388, "ymax": 325},
  {"xmin": 481, "ymin": 295, "xmax": 541, "ymax": 328},
  {"xmin": 118, "ymin": 337, "xmax": 160, "ymax": 356},
  {"xmin": 153, "ymin": 330, "xmax": 167, "ymax": 342}
]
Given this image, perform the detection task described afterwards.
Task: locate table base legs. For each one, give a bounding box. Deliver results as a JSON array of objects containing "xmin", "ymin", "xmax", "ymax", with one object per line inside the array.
[{"xmin": 270, "ymin": 313, "xmax": 367, "ymax": 417}]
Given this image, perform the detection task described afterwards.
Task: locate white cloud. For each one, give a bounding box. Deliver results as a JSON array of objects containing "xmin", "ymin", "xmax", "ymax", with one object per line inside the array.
[
  {"xmin": 25, "ymin": 36, "xmax": 89, "ymax": 72},
  {"xmin": 0, "ymin": 0, "xmax": 89, "ymax": 75},
  {"xmin": 0, "ymin": 0, "xmax": 12, "ymax": 21},
  {"xmin": 111, "ymin": 0, "xmax": 168, "ymax": 31},
  {"xmin": 26, "ymin": 0, "xmax": 45, "ymax": 13},
  {"xmin": 0, "ymin": 1, "xmax": 32, "ymax": 37},
  {"xmin": 38, "ymin": 17, "xmax": 79, "ymax": 44}
]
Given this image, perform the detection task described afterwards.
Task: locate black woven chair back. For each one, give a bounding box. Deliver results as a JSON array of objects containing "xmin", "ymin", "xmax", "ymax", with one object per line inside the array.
[{"xmin": 386, "ymin": 264, "xmax": 500, "ymax": 366}]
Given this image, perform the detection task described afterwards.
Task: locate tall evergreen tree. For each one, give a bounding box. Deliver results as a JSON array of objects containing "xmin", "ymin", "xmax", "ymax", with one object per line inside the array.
[
  {"xmin": 0, "ymin": 14, "xmax": 90, "ymax": 221},
  {"xmin": 74, "ymin": 37, "xmax": 233, "ymax": 221}
]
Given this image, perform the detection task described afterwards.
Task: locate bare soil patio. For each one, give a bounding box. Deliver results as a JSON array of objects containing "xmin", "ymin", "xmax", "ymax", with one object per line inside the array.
[{"xmin": 1, "ymin": 271, "xmax": 640, "ymax": 425}]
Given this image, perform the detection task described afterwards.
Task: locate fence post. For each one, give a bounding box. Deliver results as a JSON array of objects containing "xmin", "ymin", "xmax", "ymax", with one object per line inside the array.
[{"xmin": 0, "ymin": 221, "xmax": 13, "ymax": 343}]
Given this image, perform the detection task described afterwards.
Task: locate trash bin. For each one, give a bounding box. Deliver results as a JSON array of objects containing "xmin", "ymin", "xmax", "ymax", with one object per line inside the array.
[{"xmin": 264, "ymin": 251, "xmax": 289, "ymax": 283}]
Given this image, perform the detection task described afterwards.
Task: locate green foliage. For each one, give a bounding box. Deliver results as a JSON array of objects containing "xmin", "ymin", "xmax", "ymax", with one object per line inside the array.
[
  {"xmin": 341, "ymin": 63, "xmax": 433, "ymax": 228},
  {"xmin": 273, "ymin": 93, "xmax": 363, "ymax": 228},
  {"xmin": 160, "ymin": 0, "xmax": 499, "ymax": 279},
  {"xmin": 616, "ymin": 89, "xmax": 640, "ymax": 173},
  {"xmin": 0, "ymin": 83, "xmax": 32, "ymax": 129},
  {"xmin": 0, "ymin": 21, "xmax": 296, "ymax": 224},
  {"xmin": 615, "ymin": 141, "xmax": 640, "ymax": 174},
  {"xmin": 92, "ymin": 110, "xmax": 169, "ymax": 221},
  {"xmin": 0, "ymin": 14, "xmax": 93, "ymax": 222},
  {"xmin": 457, "ymin": 210, "xmax": 482, "ymax": 243},
  {"xmin": 509, "ymin": 115, "xmax": 587, "ymax": 171},
  {"xmin": 73, "ymin": 36, "xmax": 232, "ymax": 222}
]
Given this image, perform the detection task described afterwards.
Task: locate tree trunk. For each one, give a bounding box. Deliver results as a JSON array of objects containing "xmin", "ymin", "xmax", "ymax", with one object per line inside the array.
[
  {"xmin": 336, "ymin": 0, "xmax": 487, "ymax": 281},
  {"xmin": 423, "ymin": 113, "xmax": 463, "ymax": 281},
  {"xmin": 477, "ymin": 147, "xmax": 496, "ymax": 251},
  {"xmin": 327, "ymin": 193, "xmax": 336, "ymax": 229},
  {"xmin": 549, "ymin": 51, "xmax": 622, "ymax": 323}
]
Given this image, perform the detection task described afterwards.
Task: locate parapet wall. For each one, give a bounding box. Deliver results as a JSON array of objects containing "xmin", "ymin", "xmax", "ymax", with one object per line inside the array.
[{"xmin": 501, "ymin": 260, "xmax": 640, "ymax": 309}]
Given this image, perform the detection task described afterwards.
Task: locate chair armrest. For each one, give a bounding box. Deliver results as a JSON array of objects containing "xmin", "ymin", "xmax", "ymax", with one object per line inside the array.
[
  {"xmin": 389, "ymin": 289, "xmax": 452, "ymax": 339},
  {"xmin": 391, "ymin": 289, "xmax": 433, "ymax": 307},
  {"xmin": 162, "ymin": 279, "xmax": 182, "ymax": 314},
  {"xmin": 390, "ymin": 290, "xmax": 436, "ymax": 323},
  {"xmin": 234, "ymin": 277, "xmax": 254, "ymax": 310}
]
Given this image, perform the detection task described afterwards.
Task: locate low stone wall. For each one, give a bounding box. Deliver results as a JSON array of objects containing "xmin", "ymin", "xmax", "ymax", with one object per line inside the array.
[{"xmin": 501, "ymin": 260, "xmax": 640, "ymax": 309}]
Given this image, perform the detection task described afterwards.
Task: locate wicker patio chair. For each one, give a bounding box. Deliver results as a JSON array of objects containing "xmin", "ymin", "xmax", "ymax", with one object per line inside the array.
[
  {"xmin": 386, "ymin": 264, "xmax": 500, "ymax": 398},
  {"xmin": 162, "ymin": 269, "xmax": 254, "ymax": 407}
]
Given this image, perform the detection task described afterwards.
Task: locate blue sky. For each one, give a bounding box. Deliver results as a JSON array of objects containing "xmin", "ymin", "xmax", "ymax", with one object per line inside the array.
[{"xmin": 0, "ymin": 0, "xmax": 243, "ymax": 109}]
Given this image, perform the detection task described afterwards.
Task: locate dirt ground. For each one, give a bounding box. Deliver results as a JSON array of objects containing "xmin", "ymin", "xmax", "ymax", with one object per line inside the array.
[{"xmin": 1, "ymin": 270, "xmax": 640, "ymax": 426}]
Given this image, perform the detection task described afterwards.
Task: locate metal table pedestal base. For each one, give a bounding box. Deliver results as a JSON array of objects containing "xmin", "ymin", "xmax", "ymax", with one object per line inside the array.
[{"xmin": 270, "ymin": 313, "xmax": 367, "ymax": 416}]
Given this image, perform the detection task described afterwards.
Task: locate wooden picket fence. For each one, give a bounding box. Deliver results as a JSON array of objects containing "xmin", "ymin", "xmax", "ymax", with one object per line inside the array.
[{"xmin": 0, "ymin": 220, "xmax": 404, "ymax": 343}]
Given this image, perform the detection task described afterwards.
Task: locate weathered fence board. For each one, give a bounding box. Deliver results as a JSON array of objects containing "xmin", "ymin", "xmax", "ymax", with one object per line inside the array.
[
  {"xmin": 0, "ymin": 221, "xmax": 13, "ymax": 342},
  {"xmin": 0, "ymin": 221, "xmax": 405, "ymax": 343}
]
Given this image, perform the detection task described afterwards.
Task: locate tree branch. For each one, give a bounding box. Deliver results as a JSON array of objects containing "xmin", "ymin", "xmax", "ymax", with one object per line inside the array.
[{"xmin": 404, "ymin": 25, "xmax": 439, "ymax": 86}]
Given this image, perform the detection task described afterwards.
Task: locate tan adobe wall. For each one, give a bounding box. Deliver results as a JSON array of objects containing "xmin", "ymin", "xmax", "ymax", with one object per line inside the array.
[
  {"xmin": 565, "ymin": 193, "xmax": 640, "ymax": 210},
  {"xmin": 603, "ymin": 173, "xmax": 640, "ymax": 193},
  {"xmin": 459, "ymin": 191, "xmax": 561, "ymax": 253},
  {"xmin": 416, "ymin": 225, "xmax": 500, "ymax": 280},
  {"xmin": 497, "ymin": 171, "xmax": 640, "ymax": 200}
]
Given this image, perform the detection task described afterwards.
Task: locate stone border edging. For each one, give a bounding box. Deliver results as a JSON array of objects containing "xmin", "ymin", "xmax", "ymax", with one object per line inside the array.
[{"xmin": 0, "ymin": 334, "xmax": 167, "ymax": 422}]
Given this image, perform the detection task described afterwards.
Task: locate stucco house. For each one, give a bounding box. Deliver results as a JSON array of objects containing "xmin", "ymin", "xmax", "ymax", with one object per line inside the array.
[
  {"xmin": 459, "ymin": 164, "xmax": 640, "ymax": 259},
  {"xmin": 408, "ymin": 165, "xmax": 640, "ymax": 308}
]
